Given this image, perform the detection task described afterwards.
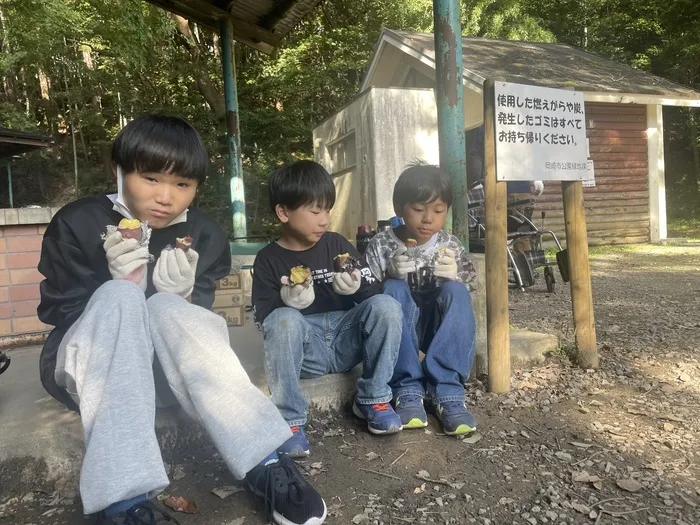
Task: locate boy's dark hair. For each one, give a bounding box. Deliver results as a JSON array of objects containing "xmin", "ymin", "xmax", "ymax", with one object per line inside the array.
[
  {"xmin": 393, "ymin": 163, "xmax": 453, "ymax": 214},
  {"xmin": 112, "ymin": 115, "xmax": 209, "ymax": 184},
  {"xmin": 268, "ymin": 160, "xmax": 336, "ymax": 213}
]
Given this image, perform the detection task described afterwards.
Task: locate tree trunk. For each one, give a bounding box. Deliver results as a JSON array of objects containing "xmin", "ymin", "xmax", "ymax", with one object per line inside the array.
[
  {"xmin": 170, "ymin": 14, "xmax": 226, "ymax": 120},
  {"xmin": 689, "ymin": 110, "xmax": 700, "ymax": 193}
]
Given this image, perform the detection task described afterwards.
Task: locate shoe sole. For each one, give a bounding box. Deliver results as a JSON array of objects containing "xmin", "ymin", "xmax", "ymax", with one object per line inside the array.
[
  {"xmin": 352, "ymin": 403, "xmax": 403, "ymax": 435},
  {"xmin": 443, "ymin": 424, "xmax": 476, "ymax": 436},
  {"xmin": 402, "ymin": 417, "xmax": 428, "ymax": 429},
  {"xmin": 278, "ymin": 449, "xmax": 311, "ymax": 458},
  {"xmin": 273, "ymin": 500, "xmax": 327, "ymax": 525},
  {"xmin": 247, "ymin": 485, "xmax": 328, "ymax": 525}
]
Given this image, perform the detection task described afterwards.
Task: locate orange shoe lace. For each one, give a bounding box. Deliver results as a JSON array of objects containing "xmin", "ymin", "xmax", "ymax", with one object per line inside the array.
[
  {"xmin": 290, "ymin": 425, "xmax": 301, "ymax": 433},
  {"xmin": 372, "ymin": 403, "xmax": 391, "ymax": 411}
]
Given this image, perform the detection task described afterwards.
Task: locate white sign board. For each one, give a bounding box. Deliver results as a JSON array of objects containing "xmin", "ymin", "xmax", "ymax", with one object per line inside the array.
[{"xmin": 494, "ymin": 82, "xmax": 588, "ymax": 181}]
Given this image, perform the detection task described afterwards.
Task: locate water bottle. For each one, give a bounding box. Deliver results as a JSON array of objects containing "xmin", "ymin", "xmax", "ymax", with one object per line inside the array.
[{"xmin": 356, "ymin": 225, "xmax": 374, "ymax": 255}]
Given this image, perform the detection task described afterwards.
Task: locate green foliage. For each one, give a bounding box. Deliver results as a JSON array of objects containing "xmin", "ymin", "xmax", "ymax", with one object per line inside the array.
[{"xmin": 0, "ymin": 0, "xmax": 698, "ymax": 234}]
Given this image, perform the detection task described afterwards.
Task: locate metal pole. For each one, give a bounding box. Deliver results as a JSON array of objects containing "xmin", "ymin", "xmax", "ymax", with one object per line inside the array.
[
  {"xmin": 220, "ymin": 17, "xmax": 247, "ymax": 240},
  {"xmin": 433, "ymin": 0, "xmax": 468, "ymax": 251},
  {"xmin": 7, "ymin": 160, "xmax": 13, "ymax": 208}
]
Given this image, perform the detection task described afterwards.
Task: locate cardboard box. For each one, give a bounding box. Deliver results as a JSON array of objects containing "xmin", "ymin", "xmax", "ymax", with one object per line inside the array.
[
  {"xmin": 214, "ymin": 305, "xmax": 245, "ymax": 326},
  {"xmin": 213, "ymin": 290, "xmax": 245, "ymax": 308},
  {"xmin": 216, "ymin": 272, "xmax": 241, "ymax": 290}
]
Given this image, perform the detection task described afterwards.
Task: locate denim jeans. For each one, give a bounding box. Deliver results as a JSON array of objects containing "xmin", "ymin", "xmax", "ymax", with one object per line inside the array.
[
  {"xmin": 382, "ymin": 279, "xmax": 476, "ymax": 404},
  {"xmin": 262, "ymin": 295, "xmax": 402, "ymax": 426}
]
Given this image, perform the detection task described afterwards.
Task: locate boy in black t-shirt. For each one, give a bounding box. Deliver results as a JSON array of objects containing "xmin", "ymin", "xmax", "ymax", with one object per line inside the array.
[
  {"xmin": 253, "ymin": 160, "xmax": 403, "ymax": 457},
  {"xmin": 38, "ymin": 116, "xmax": 326, "ymax": 525}
]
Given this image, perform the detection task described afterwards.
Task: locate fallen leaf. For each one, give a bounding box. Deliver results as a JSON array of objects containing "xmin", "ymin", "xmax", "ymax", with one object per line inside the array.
[
  {"xmin": 616, "ymin": 478, "xmax": 642, "ymax": 492},
  {"xmin": 579, "ymin": 407, "xmax": 590, "ymax": 414},
  {"xmin": 592, "ymin": 481, "xmax": 603, "ymax": 490},
  {"xmin": 462, "ymin": 433, "xmax": 482, "ymax": 444},
  {"xmin": 224, "ymin": 519, "xmax": 245, "ymax": 525},
  {"xmin": 678, "ymin": 373, "xmax": 691, "ymax": 382},
  {"xmin": 572, "ymin": 471, "xmax": 603, "ymax": 484},
  {"xmin": 663, "ymin": 423, "xmax": 675, "ymax": 432},
  {"xmin": 627, "ymin": 407, "xmax": 648, "ymax": 416},
  {"xmin": 555, "ymin": 451, "xmax": 572, "ymax": 461},
  {"xmin": 589, "ymin": 400, "xmax": 604, "ymax": 407},
  {"xmin": 365, "ymin": 452, "xmax": 379, "ymax": 462},
  {"xmin": 572, "ymin": 502, "xmax": 591, "ymax": 514},
  {"xmin": 211, "ymin": 486, "xmax": 244, "ymax": 499},
  {"xmin": 521, "ymin": 430, "xmax": 531, "ymax": 439},
  {"xmin": 414, "ymin": 483, "xmax": 426, "ymax": 494},
  {"xmin": 310, "ymin": 462, "xmax": 324, "ymax": 469},
  {"xmin": 172, "ymin": 466, "xmax": 186, "ymax": 481},
  {"xmin": 417, "ymin": 470, "xmax": 431, "ymax": 480},
  {"xmin": 570, "ymin": 442, "xmax": 594, "ymax": 449},
  {"xmin": 164, "ymin": 496, "xmax": 198, "ymax": 514},
  {"xmin": 589, "ymin": 510, "xmax": 598, "ymax": 519},
  {"xmin": 352, "ymin": 513, "xmax": 369, "ymax": 524}
]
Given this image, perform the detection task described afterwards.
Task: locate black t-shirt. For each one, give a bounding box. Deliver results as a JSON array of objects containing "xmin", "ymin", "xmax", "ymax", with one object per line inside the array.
[
  {"xmin": 37, "ymin": 195, "xmax": 232, "ymax": 410},
  {"xmin": 252, "ymin": 232, "xmax": 380, "ymax": 325}
]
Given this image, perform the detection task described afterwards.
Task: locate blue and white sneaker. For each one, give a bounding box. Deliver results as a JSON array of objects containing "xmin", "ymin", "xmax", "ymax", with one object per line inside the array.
[
  {"xmin": 394, "ymin": 395, "xmax": 428, "ymax": 429},
  {"xmin": 434, "ymin": 401, "xmax": 476, "ymax": 436},
  {"xmin": 352, "ymin": 401, "xmax": 402, "ymax": 435},
  {"xmin": 278, "ymin": 425, "xmax": 310, "ymax": 457}
]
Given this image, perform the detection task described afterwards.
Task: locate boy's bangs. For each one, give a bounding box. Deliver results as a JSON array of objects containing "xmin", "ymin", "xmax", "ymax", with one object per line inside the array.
[{"xmin": 113, "ymin": 116, "xmax": 209, "ymax": 183}]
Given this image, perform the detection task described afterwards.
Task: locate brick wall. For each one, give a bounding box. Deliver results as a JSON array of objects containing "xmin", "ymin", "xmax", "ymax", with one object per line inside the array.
[{"xmin": 0, "ymin": 208, "xmax": 58, "ymax": 341}]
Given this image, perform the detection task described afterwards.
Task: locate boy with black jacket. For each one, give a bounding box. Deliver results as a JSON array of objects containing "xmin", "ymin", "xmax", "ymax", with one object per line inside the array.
[
  {"xmin": 38, "ymin": 116, "xmax": 326, "ymax": 525},
  {"xmin": 252, "ymin": 161, "xmax": 403, "ymax": 458}
]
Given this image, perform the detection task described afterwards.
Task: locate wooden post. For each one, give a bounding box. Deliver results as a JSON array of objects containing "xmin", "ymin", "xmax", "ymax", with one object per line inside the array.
[
  {"xmin": 561, "ymin": 181, "xmax": 598, "ymax": 368},
  {"xmin": 484, "ymin": 79, "xmax": 511, "ymax": 392}
]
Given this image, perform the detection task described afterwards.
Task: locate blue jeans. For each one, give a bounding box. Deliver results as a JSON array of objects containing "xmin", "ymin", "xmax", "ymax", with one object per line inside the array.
[
  {"xmin": 382, "ymin": 279, "xmax": 476, "ymax": 404},
  {"xmin": 262, "ymin": 295, "xmax": 402, "ymax": 426}
]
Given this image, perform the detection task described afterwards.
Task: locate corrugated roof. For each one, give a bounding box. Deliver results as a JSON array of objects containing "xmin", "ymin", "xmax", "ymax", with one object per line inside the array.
[
  {"xmin": 145, "ymin": 0, "xmax": 322, "ymax": 54},
  {"xmin": 384, "ymin": 29, "xmax": 700, "ymax": 99}
]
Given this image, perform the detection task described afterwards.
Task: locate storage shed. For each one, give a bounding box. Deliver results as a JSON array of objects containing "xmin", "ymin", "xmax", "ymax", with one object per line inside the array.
[{"xmin": 315, "ymin": 29, "xmax": 700, "ymax": 245}]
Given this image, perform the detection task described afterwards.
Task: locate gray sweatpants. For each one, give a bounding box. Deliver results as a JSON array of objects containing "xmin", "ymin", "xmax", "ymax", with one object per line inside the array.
[{"xmin": 54, "ymin": 280, "xmax": 292, "ymax": 514}]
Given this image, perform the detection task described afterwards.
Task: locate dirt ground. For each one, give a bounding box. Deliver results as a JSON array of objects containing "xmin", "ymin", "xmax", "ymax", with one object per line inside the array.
[{"xmin": 2, "ymin": 244, "xmax": 699, "ymax": 525}]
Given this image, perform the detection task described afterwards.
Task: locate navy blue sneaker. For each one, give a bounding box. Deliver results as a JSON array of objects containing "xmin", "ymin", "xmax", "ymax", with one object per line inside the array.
[
  {"xmin": 434, "ymin": 401, "xmax": 476, "ymax": 436},
  {"xmin": 393, "ymin": 395, "xmax": 428, "ymax": 429},
  {"xmin": 96, "ymin": 501, "xmax": 180, "ymax": 524},
  {"xmin": 352, "ymin": 401, "xmax": 402, "ymax": 435},
  {"xmin": 278, "ymin": 425, "xmax": 310, "ymax": 457},
  {"xmin": 246, "ymin": 455, "xmax": 327, "ymax": 525}
]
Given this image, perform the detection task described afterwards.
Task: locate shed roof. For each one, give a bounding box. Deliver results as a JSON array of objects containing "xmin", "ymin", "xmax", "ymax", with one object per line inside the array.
[
  {"xmin": 144, "ymin": 0, "xmax": 322, "ymax": 54},
  {"xmin": 366, "ymin": 29, "xmax": 700, "ymax": 102},
  {"xmin": 0, "ymin": 128, "xmax": 54, "ymax": 158}
]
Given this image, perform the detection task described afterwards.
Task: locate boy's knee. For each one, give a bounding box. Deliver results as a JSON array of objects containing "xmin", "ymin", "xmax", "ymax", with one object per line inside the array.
[
  {"xmin": 439, "ymin": 281, "xmax": 472, "ymax": 304},
  {"xmin": 146, "ymin": 292, "xmax": 184, "ymax": 316},
  {"xmin": 94, "ymin": 279, "xmax": 146, "ymax": 307},
  {"xmin": 382, "ymin": 278, "xmax": 410, "ymax": 297},
  {"xmin": 365, "ymin": 294, "xmax": 402, "ymax": 320},
  {"xmin": 263, "ymin": 307, "xmax": 305, "ymax": 335}
]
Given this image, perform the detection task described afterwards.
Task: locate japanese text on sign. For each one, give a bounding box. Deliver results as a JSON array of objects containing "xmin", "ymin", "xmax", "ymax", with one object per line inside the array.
[{"xmin": 494, "ymin": 82, "xmax": 588, "ymax": 182}]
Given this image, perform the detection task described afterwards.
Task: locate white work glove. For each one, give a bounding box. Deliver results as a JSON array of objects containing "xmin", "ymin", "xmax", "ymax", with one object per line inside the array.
[
  {"xmin": 152, "ymin": 247, "xmax": 199, "ymax": 298},
  {"xmin": 332, "ymin": 269, "xmax": 361, "ymax": 296},
  {"xmin": 280, "ymin": 276, "xmax": 315, "ymax": 310},
  {"xmin": 530, "ymin": 180, "xmax": 544, "ymax": 196},
  {"xmin": 388, "ymin": 247, "xmax": 417, "ymax": 280},
  {"xmin": 103, "ymin": 230, "xmax": 151, "ymax": 291},
  {"xmin": 434, "ymin": 249, "xmax": 459, "ymax": 281}
]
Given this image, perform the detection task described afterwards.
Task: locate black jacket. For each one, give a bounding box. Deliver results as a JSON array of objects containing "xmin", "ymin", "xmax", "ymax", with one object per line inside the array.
[{"xmin": 37, "ymin": 196, "xmax": 231, "ymax": 410}]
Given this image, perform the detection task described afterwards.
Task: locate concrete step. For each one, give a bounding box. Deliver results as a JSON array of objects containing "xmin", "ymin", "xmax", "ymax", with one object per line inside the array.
[{"xmin": 0, "ymin": 316, "xmax": 557, "ymax": 485}]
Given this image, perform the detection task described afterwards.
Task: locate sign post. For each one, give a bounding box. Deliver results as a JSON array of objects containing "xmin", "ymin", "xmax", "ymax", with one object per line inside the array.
[
  {"xmin": 485, "ymin": 80, "xmax": 598, "ymax": 390},
  {"xmin": 484, "ymin": 80, "xmax": 511, "ymax": 393}
]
